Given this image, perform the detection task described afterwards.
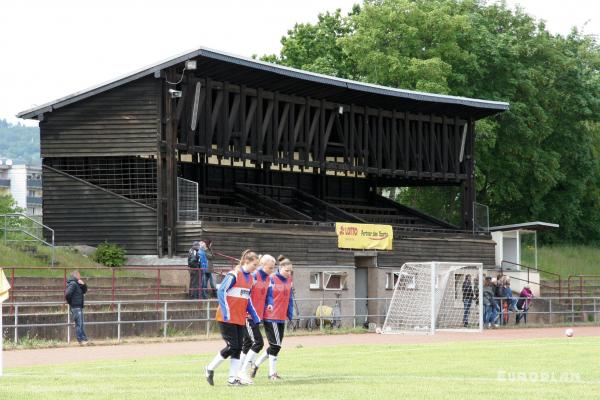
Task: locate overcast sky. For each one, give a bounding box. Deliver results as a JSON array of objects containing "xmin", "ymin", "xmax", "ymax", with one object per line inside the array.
[{"xmin": 1, "ymin": 0, "xmax": 598, "ymax": 126}]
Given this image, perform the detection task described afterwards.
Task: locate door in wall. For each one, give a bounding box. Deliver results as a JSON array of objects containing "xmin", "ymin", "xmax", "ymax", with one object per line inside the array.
[{"xmin": 355, "ymin": 267, "xmax": 368, "ymax": 327}]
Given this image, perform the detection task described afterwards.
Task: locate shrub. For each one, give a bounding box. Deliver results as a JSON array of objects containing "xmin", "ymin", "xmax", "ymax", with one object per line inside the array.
[{"xmin": 93, "ymin": 242, "xmax": 126, "ymax": 267}]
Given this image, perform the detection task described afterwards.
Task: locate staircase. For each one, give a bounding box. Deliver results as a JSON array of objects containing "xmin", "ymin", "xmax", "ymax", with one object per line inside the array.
[{"xmin": 1, "ymin": 213, "xmax": 56, "ymax": 266}]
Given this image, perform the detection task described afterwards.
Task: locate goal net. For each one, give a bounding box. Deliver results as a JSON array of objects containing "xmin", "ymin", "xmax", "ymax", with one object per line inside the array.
[{"xmin": 382, "ymin": 262, "xmax": 483, "ymax": 334}]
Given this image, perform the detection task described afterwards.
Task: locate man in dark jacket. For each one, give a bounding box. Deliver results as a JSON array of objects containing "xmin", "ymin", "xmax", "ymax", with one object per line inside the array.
[
  {"xmin": 188, "ymin": 241, "xmax": 207, "ymax": 299},
  {"xmin": 462, "ymin": 275, "xmax": 474, "ymax": 327},
  {"xmin": 65, "ymin": 270, "xmax": 89, "ymax": 345}
]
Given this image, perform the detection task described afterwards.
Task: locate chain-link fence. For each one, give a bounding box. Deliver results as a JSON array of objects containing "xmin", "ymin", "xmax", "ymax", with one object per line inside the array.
[{"xmin": 177, "ymin": 177, "xmax": 198, "ymax": 221}]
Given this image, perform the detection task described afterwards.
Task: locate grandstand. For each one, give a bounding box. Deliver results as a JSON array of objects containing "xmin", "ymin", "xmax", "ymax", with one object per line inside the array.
[{"xmin": 17, "ymin": 47, "xmax": 508, "ymax": 325}]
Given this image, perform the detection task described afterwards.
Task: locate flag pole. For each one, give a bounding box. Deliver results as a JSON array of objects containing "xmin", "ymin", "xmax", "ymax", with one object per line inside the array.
[
  {"xmin": 0, "ymin": 267, "xmax": 9, "ymax": 378},
  {"xmin": 0, "ymin": 294, "xmax": 3, "ymax": 377}
]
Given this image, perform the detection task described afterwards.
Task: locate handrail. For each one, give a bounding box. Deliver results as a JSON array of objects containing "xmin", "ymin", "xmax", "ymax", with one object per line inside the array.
[
  {"xmin": 235, "ymin": 183, "xmax": 313, "ymax": 221},
  {"xmin": 294, "ymin": 189, "xmax": 366, "ymax": 223},
  {"xmin": 2, "ymin": 213, "xmax": 55, "ymax": 267},
  {"xmin": 500, "ymin": 260, "xmax": 562, "ymax": 297}
]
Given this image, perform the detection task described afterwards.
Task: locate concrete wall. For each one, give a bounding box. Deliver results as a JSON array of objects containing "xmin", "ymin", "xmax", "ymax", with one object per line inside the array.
[{"xmin": 292, "ymin": 265, "xmax": 356, "ymax": 328}]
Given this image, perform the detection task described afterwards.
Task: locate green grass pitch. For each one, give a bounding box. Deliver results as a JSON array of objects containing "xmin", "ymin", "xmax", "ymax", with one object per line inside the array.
[{"xmin": 1, "ymin": 337, "xmax": 598, "ymax": 399}]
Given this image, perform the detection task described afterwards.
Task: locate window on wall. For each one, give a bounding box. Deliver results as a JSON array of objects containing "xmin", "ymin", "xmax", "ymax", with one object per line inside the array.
[
  {"xmin": 386, "ymin": 272, "xmax": 400, "ymax": 290},
  {"xmin": 309, "ymin": 272, "xmax": 321, "ymax": 290},
  {"xmin": 323, "ymin": 272, "xmax": 347, "ymax": 290},
  {"xmin": 387, "ymin": 271, "xmax": 416, "ymax": 290}
]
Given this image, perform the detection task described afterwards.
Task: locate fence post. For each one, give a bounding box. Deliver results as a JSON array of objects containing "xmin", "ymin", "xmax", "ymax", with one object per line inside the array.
[
  {"xmin": 548, "ymin": 298, "xmax": 552, "ymax": 325},
  {"xmin": 51, "ymin": 230, "xmax": 55, "ymax": 268},
  {"xmin": 157, "ymin": 269, "xmax": 161, "ymax": 302},
  {"xmin": 13, "ymin": 305, "xmax": 18, "ymax": 344},
  {"xmin": 163, "ymin": 302, "xmax": 168, "ymax": 339},
  {"xmin": 9, "ymin": 269, "xmax": 14, "ymax": 305},
  {"xmin": 111, "ymin": 268, "xmax": 116, "ymax": 306},
  {"xmin": 66, "ymin": 307, "xmax": 71, "ymax": 344},
  {"xmin": 571, "ymin": 298, "xmax": 575, "ymax": 324},
  {"xmin": 206, "ymin": 300, "xmax": 210, "ymax": 337},
  {"xmin": 319, "ymin": 299, "xmax": 324, "ymax": 332},
  {"xmin": 558, "ymin": 277, "xmax": 562, "ymax": 298},
  {"xmin": 117, "ymin": 302, "xmax": 121, "ymax": 342},
  {"xmin": 594, "ymin": 298, "xmax": 597, "ymax": 323}
]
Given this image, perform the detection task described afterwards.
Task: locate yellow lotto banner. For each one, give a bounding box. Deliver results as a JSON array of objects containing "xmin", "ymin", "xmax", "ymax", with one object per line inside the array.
[{"xmin": 336, "ymin": 223, "xmax": 393, "ymax": 251}]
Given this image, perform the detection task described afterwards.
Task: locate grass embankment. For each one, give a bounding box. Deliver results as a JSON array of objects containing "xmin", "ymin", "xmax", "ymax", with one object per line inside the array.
[
  {"xmin": 0, "ymin": 243, "xmax": 137, "ymax": 278},
  {"xmin": 1, "ymin": 337, "xmax": 599, "ymax": 399},
  {"xmin": 523, "ymin": 245, "xmax": 600, "ymax": 278}
]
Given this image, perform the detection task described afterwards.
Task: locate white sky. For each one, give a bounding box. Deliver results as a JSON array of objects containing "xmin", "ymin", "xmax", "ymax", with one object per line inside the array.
[{"xmin": 1, "ymin": 0, "xmax": 598, "ymax": 126}]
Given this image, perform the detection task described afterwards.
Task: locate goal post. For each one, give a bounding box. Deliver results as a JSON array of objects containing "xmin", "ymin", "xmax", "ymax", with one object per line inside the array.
[{"xmin": 382, "ymin": 262, "xmax": 483, "ymax": 334}]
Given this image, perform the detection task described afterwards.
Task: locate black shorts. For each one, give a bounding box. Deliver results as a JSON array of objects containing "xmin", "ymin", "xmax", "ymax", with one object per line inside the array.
[
  {"xmin": 242, "ymin": 319, "xmax": 264, "ymax": 354},
  {"xmin": 264, "ymin": 321, "xmax": 285, "ymax": 349},
  {"xmin": 218, "ymin": 321, "xmax": 246, "ymax": 358}
]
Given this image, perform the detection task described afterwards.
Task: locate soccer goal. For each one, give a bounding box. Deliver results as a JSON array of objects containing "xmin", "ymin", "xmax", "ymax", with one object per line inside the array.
[{"xmin": 382, "ymin": 262, "xmax": 483, "ymax": 334}]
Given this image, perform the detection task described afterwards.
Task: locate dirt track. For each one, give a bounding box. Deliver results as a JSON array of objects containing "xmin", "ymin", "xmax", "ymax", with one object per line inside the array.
[{"xmin": 4, "ymin": 326, "xmax": 600, "ymax": 368}]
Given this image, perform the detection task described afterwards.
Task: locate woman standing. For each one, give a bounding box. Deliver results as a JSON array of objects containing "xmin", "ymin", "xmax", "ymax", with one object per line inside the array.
[
  {"xmin": 204, "ymin": 250, "xmax": 260, "ymax": 386},
  {"xmin": 251, "ymin": 255, "xmax": 294, "ymax": 381},
  {"xmin": 238, "ymin": 254, "xmax": 277, "ymax": 384}
]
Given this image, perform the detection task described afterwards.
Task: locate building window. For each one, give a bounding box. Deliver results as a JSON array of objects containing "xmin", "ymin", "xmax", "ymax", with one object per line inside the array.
[
  {"xmin": 28, "ymin": 190, "xmax": 36, "ymax": 197},
  {"xmin": 387, "ymin": 271, "xmax": 416, "ymax": 290},
  {"xmin": 386, "ymin": 272, "xmax": 400, "ymax": 290},
  {"xmin": 323, "ymin": 272, "xmax": 347, "ymax": 290},
  {"xmin": 309, "ymin": 272, "xmax": 321, "ymax": 290}
]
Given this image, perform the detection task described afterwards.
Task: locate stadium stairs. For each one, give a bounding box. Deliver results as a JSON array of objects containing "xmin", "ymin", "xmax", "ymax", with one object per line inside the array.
[{"xmin": 1, "ymin": 276, "xmax": 218, "ymax": 342}]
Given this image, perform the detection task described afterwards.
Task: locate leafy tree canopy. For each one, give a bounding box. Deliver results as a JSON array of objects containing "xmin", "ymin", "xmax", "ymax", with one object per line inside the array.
[{"xmin": 264, "ymin": 0, "xmax": 600, "ymax": 243}]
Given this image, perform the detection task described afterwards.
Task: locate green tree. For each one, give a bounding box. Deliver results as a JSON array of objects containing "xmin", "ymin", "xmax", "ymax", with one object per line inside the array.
[
  {"xmin": 0, "ymin": 194, "xmax": 23, "ymax": 214},
  {"xmin": 264, "ymin": 0, "xmax": 600, "ymax": 243},
  {"xmin": 0, "ymin": 119, "xmax": 41, "ymax": 165}
]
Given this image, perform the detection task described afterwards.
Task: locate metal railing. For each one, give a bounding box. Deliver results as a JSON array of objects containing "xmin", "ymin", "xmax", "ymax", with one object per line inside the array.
[
  {"xmin": 1, "ymin": 295, "xmax": 598, "ymax": 344},
  {"xmin": 567, "ymin": 275, "xmax": 600, "ymax": 297},
  {"xmin": 3, "ymin": 251, "xmax": 239, "ymax": 306},
  {"xmin": 499, "ymin": 260, "xmax": 563, "ymax": 297},
  {"xmin": 1, "ymin": 265, "xmax": 235, "ymax": 307},
  {"xmin": 488, "ymin": 296, "xmax": 600, "ymax": 326},
  {"xmin": 1, "ymin": 213, "xmax": 55, "ymax": 267}
]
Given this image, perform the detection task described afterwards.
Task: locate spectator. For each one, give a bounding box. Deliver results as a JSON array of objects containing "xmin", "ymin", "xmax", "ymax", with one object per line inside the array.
[
  {"xmin": 493, "ymin": 275, "xmax": 504, "ymax": 326},
  {"xmin": 200, "ymin": 240, "xmax": 216, "ymax": 299},
  {"xmin": 65, "ymin": 271, "xmax": 89, "ymax": 345},
  {"xmin": 503, "ymin": 277, "xmax": 519, "ymax": 312},
  {"xmin": 482, "ymin": 276, "xmax": 495, "ymax": 328},
  {"xmin": 516, "ymin": 285, "xmax": 534, "ymax": 324},
  {"xmin": 188, "ymin": 241, "xmax": 203, "ymax": 299},
  {"xmin": 462, "ymin": 274, "xmax": 474, "ymax": 327}
]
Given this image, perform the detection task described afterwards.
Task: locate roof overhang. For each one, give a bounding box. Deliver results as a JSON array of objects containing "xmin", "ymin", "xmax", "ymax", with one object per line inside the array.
[
  {"xmin": 17, "ymin": 46, "xmax": 509, "ymax": 121},
  {"xmin": 489, "ymin": 221, "xmax": 559, "ymax": 232}
]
